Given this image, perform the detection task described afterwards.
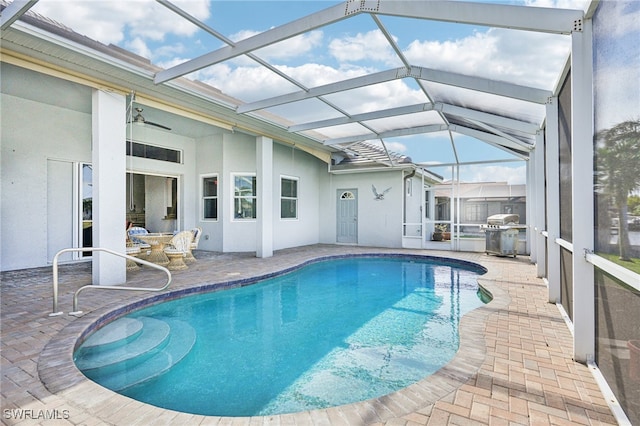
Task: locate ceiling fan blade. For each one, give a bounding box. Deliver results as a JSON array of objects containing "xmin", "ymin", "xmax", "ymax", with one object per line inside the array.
[
  {"xmin": 145, "ymin": 121, "xmax": 172, "ymax": 131},
  {"xmin": 128, "ymin": 108, "xmax": 171, "ymax": 131}
]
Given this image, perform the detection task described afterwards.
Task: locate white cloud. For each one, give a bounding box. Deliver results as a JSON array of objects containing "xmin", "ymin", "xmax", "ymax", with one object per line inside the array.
[
  {"xmin": 31, "ymin": 0, "xmax": 210, "ymax": 45},
  {"xmin": 593, "ymin": 1, "xmax": 640, "ymax": 130},
  {"xmin": 595, "ymin": 64, "xmax": 640, "ymax": 131},
  {"xmin": 225, "ymin": 30, "xmax": 323, "ymax": 64},
  {"xmin": 124, "ymin": 37, "xmax": 152, "ymax": 59},
  {"xmin": 199, "ymin": 63, "xmax": 298, "ymax": 101},
  {"xmin": 462, "ymin": 164, "xmax": 527, "ymax": 185},
  {"xmin": 325, "ymin": 79, "xmax": 425, "ymax": 113},
  {"xmin": 198, "ymin": 62, "xmax": 391, "ymax": 103},
  {"xmin": 367, "ymin": 140, "xmax": 408, "ymax": 154},
  {"xmin": 328, "ymin": 30, "xmax": 400, "ymax": 66},
  {"xmin": 383, "ymin": 141, "xmax": 408, "ymax": 154},
  {"xmin": 285, "ymin": 63, "xmax": 368, "ymax": 87},
  {"xmin": 403, "ymin": 29, "xmax": 570, "ymax": 90},
  {"xmin": 525, "ymin": 0, "xmax": 590, "ymax": 11}
]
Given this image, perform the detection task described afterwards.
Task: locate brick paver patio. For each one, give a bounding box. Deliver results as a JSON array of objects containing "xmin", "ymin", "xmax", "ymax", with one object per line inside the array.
[{"xmin": 1, "ymin": 245, "xmax": 618, "ymax": 425}]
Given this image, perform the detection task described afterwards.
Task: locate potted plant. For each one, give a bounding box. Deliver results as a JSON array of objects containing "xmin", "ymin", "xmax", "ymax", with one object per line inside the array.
[{"xmin": 432, "ymin": 224, "xmax": 448, "ymax": 241}]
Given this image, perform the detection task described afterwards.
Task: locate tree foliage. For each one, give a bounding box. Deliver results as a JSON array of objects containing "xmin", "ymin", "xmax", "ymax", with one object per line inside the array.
[
  {"xmin": 596, "ymin": 119, "xmax": 640, "ymax": 260},
  {"xmin": 629, "ymin": 195, "xmax": 640, "ymax": 216}
]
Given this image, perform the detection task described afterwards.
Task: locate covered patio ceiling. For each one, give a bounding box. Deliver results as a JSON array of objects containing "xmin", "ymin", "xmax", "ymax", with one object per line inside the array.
[{"xmin": 3, "ymin": 0, "xmax": 584, "ymax": 168}]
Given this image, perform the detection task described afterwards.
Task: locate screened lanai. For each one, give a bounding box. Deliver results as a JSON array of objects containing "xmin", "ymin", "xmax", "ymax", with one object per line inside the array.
[
  {"xmin": 5, "ymin": 0, "xmax": 577, "ymax": 167},
  {"xmin": 4, "ymin": 0, "xmax": 585, "ymax": 252},
  {"xmin": 2, "ymin": 1, "xmax": 639, "ymax": 424}
]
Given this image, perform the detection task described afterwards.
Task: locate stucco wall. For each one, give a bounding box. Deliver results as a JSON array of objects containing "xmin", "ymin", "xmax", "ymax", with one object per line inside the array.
[
  {"xmin": 1, "ymin": 90, "xmax": 92, "ymax": 270},
  {"xmin": 1, "ymin": 61, "xmax": 409, "ymax": 270},
  {"xmin": 272, "ymin": 143, "xmax": 323, "ymax": 250},
  {"xmin": 321, "ymin": 170, "xmax": 405, "ymax": 248},
  {"xmin": 216, "ymin": 135, "xmax": 326, "ymax": 253},
  {"xmin": 221, "ymin": 134, "xmax": 258, "ymax": 253},
  {"xmin": 1, "ymin": 64, "xmax": 197, "ymax": 270},
  {"xmin": 194, "ymin": 134, "xmax": 224, "ymax": 252}
]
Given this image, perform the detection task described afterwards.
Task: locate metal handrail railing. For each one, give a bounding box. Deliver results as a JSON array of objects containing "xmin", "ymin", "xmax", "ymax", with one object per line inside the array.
[{"xmin": 51, "ymin": 247, "xmax": 172, "ymax": 317}]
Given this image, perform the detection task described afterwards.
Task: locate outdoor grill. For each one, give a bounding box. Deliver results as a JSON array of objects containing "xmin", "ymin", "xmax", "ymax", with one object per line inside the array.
[{"xmin": 481, "ymin": 214, "xmax": 520, "ymax": 257}]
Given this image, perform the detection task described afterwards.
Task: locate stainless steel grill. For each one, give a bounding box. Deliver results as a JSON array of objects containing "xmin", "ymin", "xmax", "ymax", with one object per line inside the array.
[{"xmin": 481, "ymin": 214, "xmax": 520, "ymax": 257}]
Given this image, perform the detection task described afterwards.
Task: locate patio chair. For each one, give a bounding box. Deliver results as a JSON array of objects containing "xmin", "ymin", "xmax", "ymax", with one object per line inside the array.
[
  {"xmin": 185, "ymin": 227, "xmax": 202, "ymax": 263},
  {"xmin": 127, "ymin": 226, "xmax": 151, "ymax": 258},
  {"xmin": 125, "ymin": 244, "xmax": 141, "ymax": 271},
  {"xmin": 163, "ymin": 230, "xmax": 193, "ymax": 270}
]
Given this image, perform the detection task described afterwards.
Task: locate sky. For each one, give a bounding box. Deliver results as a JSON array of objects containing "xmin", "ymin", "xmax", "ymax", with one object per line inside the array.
[
  {"xmin": 28, "ymin": 0, "xmax": 600, "ymax": 184},
  {"xmin": 593, "ymin": 0, "xmax": 640, "ymax": 132}
]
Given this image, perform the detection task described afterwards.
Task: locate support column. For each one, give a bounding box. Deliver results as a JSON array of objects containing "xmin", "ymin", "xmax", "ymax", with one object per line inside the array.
[
  {"xmin": 256, "ymin": 136, "xmax": 273, "ymax": 258},
  {"xmin": 571, "ymin": 20, "xmax": 595, "ymax": 363},
  {"xmin": 545, "ymin": 97, "xmax": 561, "ymax": 303},
  {"xmin": 534, "ymin": 132, "xmax": 547, "ymax": 278},
  {"xmin": 527, "ymin": 160, "xmax": 536, "ymax": 261},
  {"xmin": 92, "ymin": 90, "xmax": 126, "ymax": 285}
]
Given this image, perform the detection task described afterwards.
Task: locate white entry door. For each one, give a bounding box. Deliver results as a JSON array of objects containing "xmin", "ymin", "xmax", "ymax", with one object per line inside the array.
[{"xmin": 336, "ymin": 189, "xmax": 358, "ymax": 244}]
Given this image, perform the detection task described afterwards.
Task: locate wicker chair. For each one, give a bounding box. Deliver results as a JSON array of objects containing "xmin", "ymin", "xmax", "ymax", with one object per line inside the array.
[
  {"xmin": 163, "ymin": 230, "xmax": 193, "ymax": 270},
  {"xmin": 185, "ymin": 227, "xmax": 202, "ymax": 263},
  {"xmin": 127, "ymin": 226, "xmax": 151, "ymax": 258},
  {"xmin": 125, "ymin": 243, "xmax": 141, "ymax": 271}
]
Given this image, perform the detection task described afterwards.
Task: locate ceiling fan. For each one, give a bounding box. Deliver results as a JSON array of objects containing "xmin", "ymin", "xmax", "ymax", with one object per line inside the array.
[{"xmin": 130, "ymin": 107, "xmax": 172, "ymax": 131}]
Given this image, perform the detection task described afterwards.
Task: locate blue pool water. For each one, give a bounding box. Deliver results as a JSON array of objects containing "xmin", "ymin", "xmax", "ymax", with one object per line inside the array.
[{"xmin": 75, "ymin": 256, "xmax": 487, "ymax": 416}]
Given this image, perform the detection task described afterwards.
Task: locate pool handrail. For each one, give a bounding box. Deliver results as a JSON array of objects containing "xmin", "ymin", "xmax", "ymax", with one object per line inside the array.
[{"xmin": 51, "ymin": 247, "xmax": 172, "ymax": 317}]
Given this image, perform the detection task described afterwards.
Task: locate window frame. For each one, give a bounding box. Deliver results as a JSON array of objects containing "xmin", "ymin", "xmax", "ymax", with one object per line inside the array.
[
  {"xmin": 201, "ymin": 173, "xmax": 219, "ymax": 221},
  {"xmin": 126, "ymin": 140, "xmax": 182, "ymax": 164},
  {"xmin": 280, "ymin": 175, "xmax": 299, "ymax": 220},
  {"xmin": 232, "ymin": 173, "xmax": 257, "ymax": 221}
]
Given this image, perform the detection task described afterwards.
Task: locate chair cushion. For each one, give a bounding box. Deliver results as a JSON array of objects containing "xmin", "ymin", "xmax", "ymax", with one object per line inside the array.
[{"xmin": 127, "ymin": 227, "xmax": 148, "ymax": 244}]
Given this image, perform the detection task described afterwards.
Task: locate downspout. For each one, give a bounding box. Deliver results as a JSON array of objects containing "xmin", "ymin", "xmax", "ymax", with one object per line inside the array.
[{"xmin": 403, "ymin": 168, "xmax": 417, "ymax": 233}]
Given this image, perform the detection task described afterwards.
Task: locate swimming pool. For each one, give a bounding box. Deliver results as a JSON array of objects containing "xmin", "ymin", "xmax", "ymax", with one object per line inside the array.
[{"xmin": 74, "ymin": 255, "xmax": 487, "ymax": 416}]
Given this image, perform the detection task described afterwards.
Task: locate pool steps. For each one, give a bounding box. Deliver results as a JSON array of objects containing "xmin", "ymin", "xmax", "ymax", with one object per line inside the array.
[
  {"xmin": 80, "ymin": 317, "xmax": 144, "ymax": 351},
  {"xmin": 75, "ymin": 316, "xmax": 196, "ymax": 391}
]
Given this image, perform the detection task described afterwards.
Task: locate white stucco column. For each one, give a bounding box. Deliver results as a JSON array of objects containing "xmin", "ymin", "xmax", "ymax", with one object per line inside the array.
[
  {"xmin": 527, "ymin": 160, "xmax": 536, "ymax": 260},
  {"xmin": 256, "ymin": 136, "xmax": 273, "ymax": 258},
  {"xmin": 545, "ymin": 97, "xmax": 561, "ymax": 303},
  {"xmin": 534, "ymin": 132, "xmax": 546, "ymax": 278},
  {"xmin": 571, "ymin": 19, "xmax": 595, "ymax": 363},
  {"xmin": 92, "ymin": 90, "xmax": 126, "ymax": 285}
]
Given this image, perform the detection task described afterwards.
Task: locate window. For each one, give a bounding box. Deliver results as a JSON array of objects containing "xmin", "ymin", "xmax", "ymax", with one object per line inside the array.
[
  {"xmin": 281, "ymin": 177, "xmax": 298, "ymax": 219},
  {"xmin": 465, "ymin": 203, "xmax": 488, "ymax": 222},
  {"xmin": 202, "ymin": 175, "xmax": 218, "ymax": 220},
  {"xmin": 126, "ymin": 141, "xmax": 181, "ymax": 163},
  {"xmin": 80, "ymin": 163, "xmax": 92, "ymax": 257},
  {"xmin": 233, "ymin": 174, "xmax": 256, "ymax": 219}
]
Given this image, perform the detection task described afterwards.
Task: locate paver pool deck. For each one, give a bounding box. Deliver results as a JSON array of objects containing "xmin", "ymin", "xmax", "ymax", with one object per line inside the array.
[{"xmin": 1, "ymin": 245, "xmax": 619, "ymax": 425}]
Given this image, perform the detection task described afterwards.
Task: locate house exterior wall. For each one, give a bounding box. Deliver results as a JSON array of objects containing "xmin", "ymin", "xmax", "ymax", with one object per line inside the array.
[
  {"xmin": 1, "ymin": 64, "xmax": 92, "ymax": 270},
  {"xmin": 217, "ymin": 135, "xmax": 326, "ymax": 253},
  {"xmin": 0, "ymin": 63, "xmax": 416, "ymax": 271},
  {"xmin": 321, "ymin": 171, "xmax": 405, "ymax": 248},
  {"xmin": 271, "ymin": 143, "xmax": 323, "ymax": 251},
  {"xmin": 125, "ymin": 125, "xmax": 199, "ymax": 237},
  {"xmin": 220, "ymin": 133, "xmax": 257, "ymax": 253},
  {"xmin": 194, "ymin": 134, "xmax": 224, "ymax": 252},
  {"xmin": 0, "ymin": 64, "xmax": 330, "ymax": 270}
]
